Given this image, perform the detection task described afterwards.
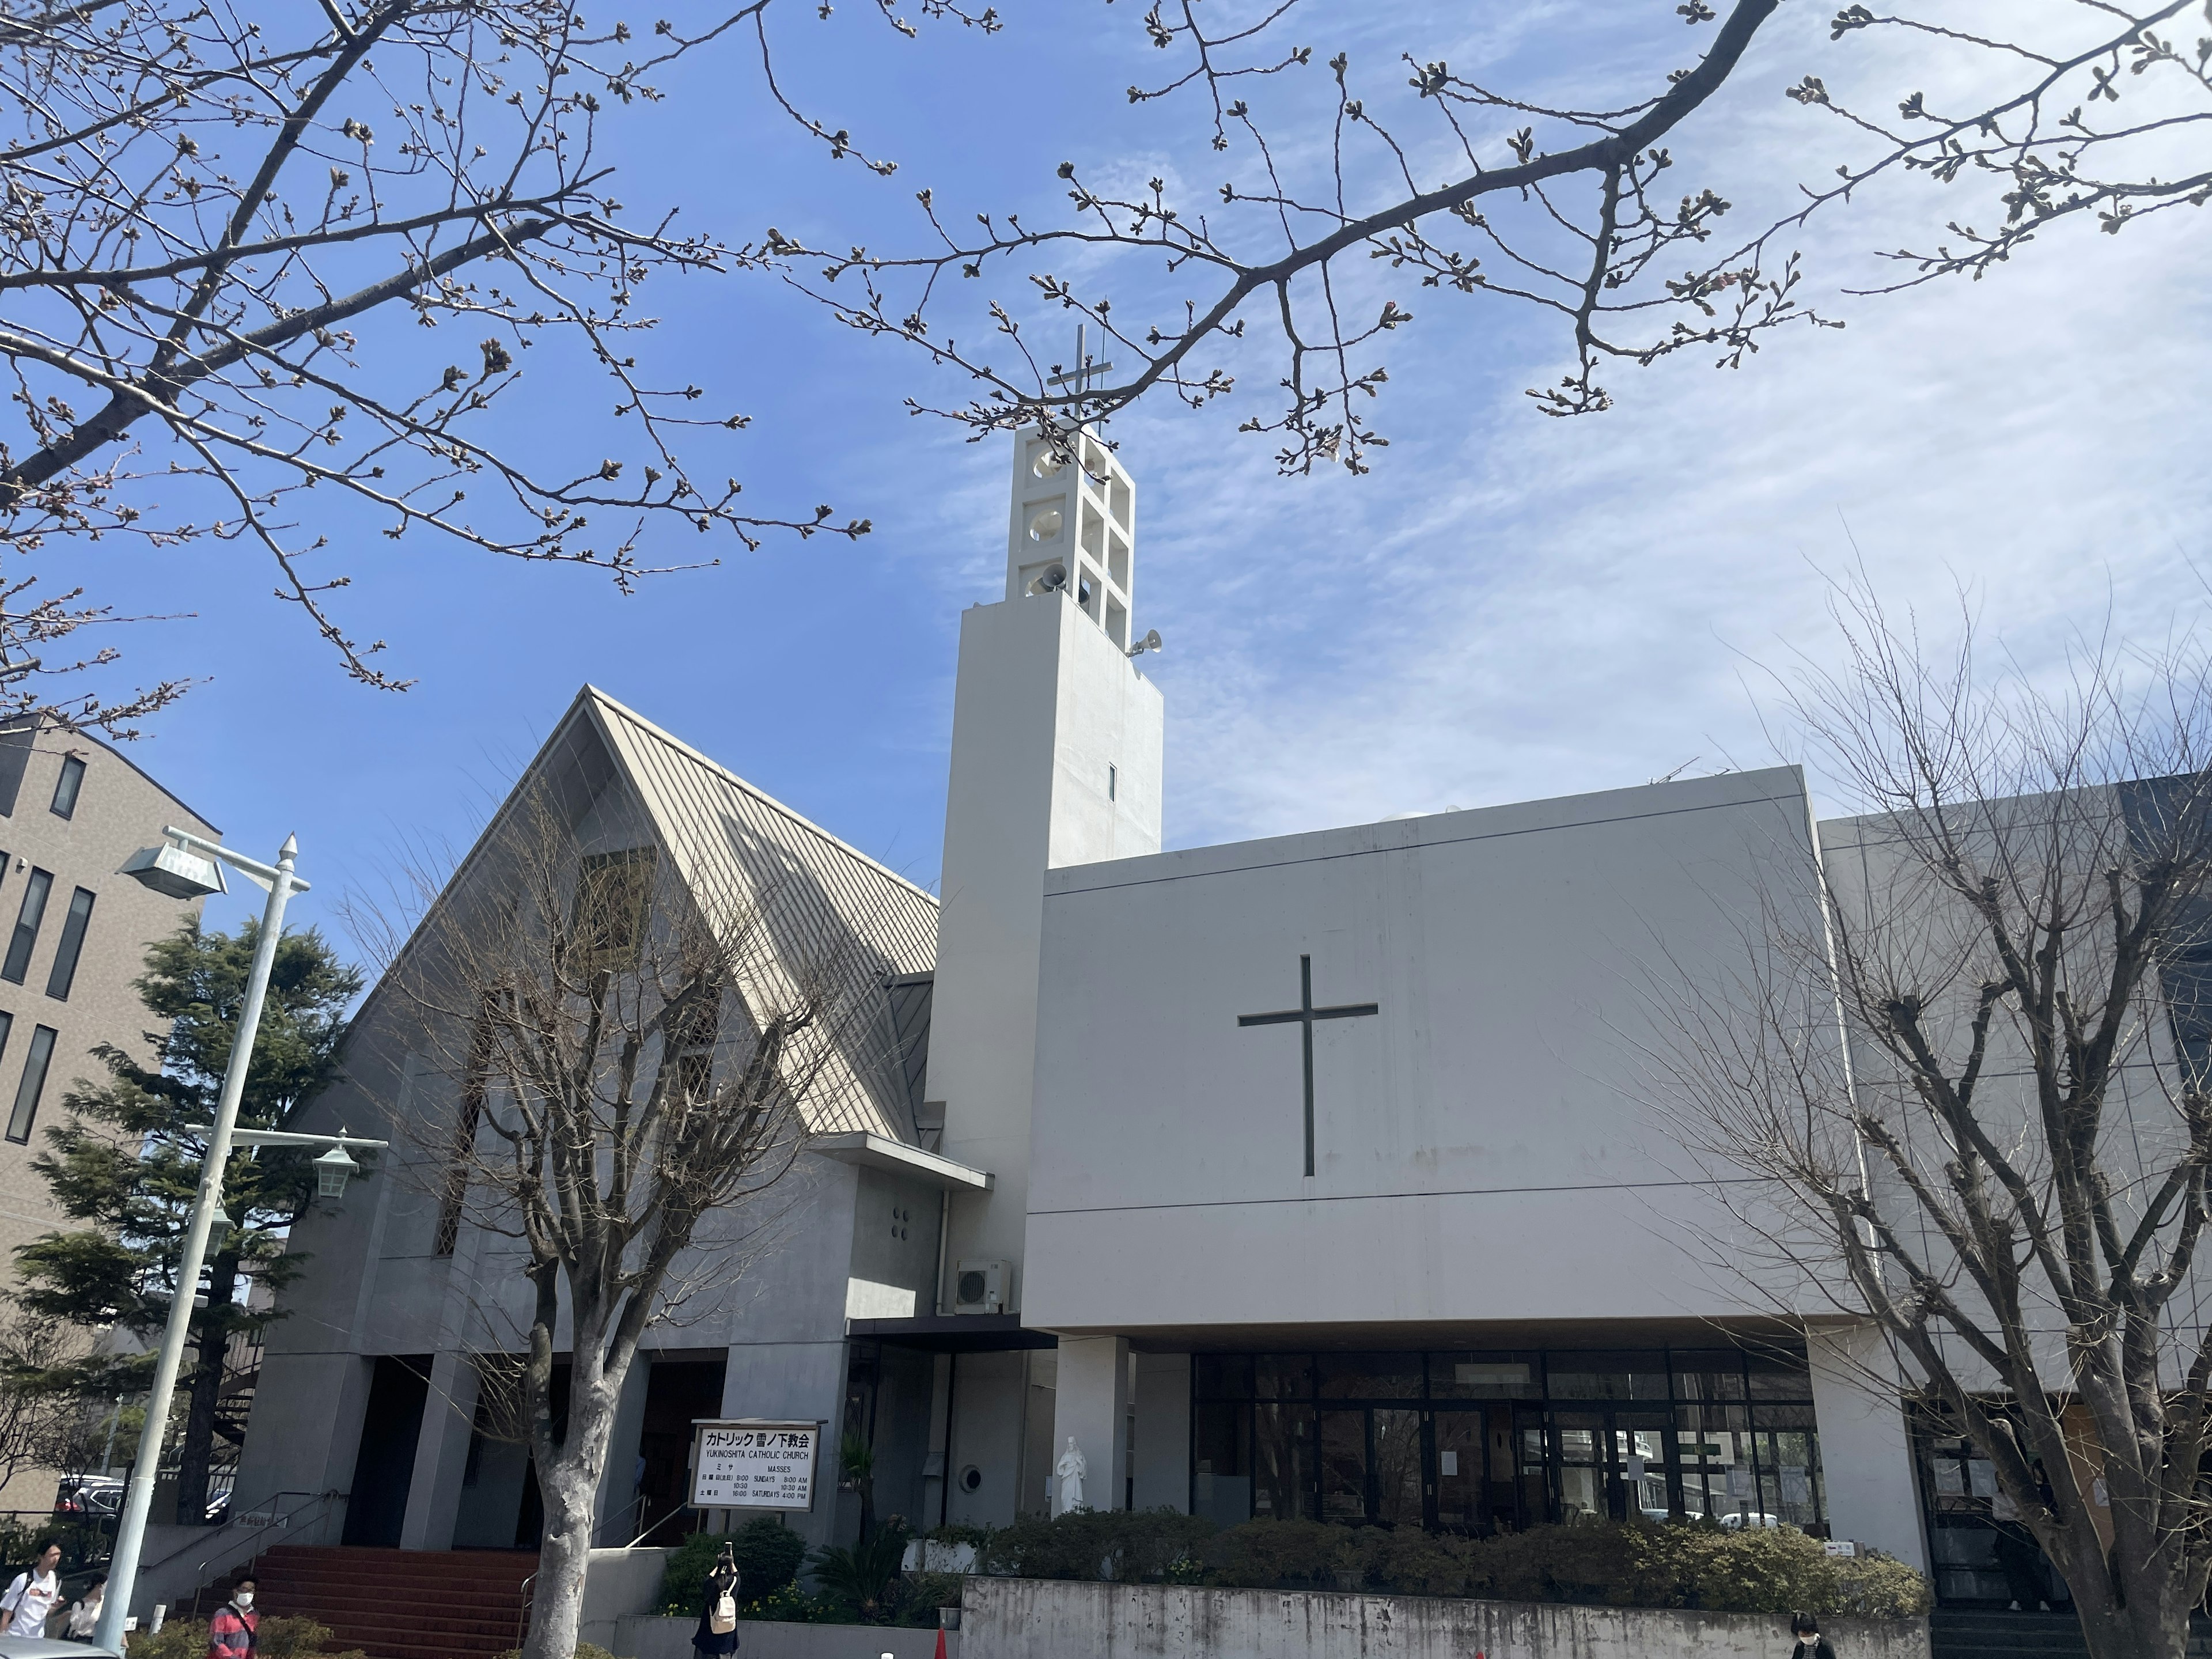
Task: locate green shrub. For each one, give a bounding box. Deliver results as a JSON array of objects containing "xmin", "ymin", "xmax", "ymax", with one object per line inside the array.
[
  {"xmin": 132, "ymin": 1615, "xmax": 367, "ymax": 1659},
  {"xmin": 983, "ymin": 1508, "xmax": 1215, "ymax": 1583},
  {"xmin": 738, "ymin": 1581, "xmax": 839, "ymax": 1623},
  {"xmin": 810, "ymin": 1522, "xmax": 911, "ymax": 1622},
  {"xmin": 1200, "ymin": 1518, "xmax": 1355, "ymax": 1590},
  {"xmin": 657, "ymin": 1516, "xmax": 810, "ymax": 1615},
  {"xmin": 894, "ymin": 1569, "xmax": 965, "ymax": 1627},
  {"xmin": 1188, "ymin": 1518, "xmax": 1927, "ymax": 1618}
]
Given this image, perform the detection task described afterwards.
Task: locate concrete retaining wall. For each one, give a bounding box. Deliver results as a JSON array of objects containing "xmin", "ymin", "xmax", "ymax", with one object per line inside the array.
[
  {"xmin": 960, "ymin": 1577, "xmax": 1931, "ymax": 1659},
  {"xmin": 608, "ymin": 1614, "xmax": 961, "ymax": 1659},
  {"xmin": 581, "ymin": 1548, "xmax": 678, "ymax": 1651}
]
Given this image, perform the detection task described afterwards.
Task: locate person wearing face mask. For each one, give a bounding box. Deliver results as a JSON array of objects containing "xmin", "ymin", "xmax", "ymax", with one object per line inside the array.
[{"xmin": 207, "ymin": 1576, "xmax": 259, "ymax": 1658}]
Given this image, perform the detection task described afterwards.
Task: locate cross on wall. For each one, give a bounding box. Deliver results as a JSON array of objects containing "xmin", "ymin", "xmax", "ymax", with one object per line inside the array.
[{"xmin": 1238, "ymin": 955, "xmax": 1381, "ymax": 1179}]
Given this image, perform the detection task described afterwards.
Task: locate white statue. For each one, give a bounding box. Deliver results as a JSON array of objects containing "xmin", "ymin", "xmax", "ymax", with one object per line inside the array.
[{"xmin": 1054, "ymin": 1435, "xmax": 1088, "ymax": 1513}]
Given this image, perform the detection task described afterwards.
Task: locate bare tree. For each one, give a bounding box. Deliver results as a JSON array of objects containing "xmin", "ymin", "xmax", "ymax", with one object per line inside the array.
[
  {"xmin": 791, "ymin": 0, "xmax": 2210, "ymax": 472},
  {"xmin": 1651, "ymin": 590, "xmax": 2212, "ymax": 1659},
  {"xmin": 9, "ymin": 0, "xmax": 2200, "ymax": 729},
  {"xmin": 0, "ymin": 0, "xmax": 1003, "ymax": 734},
  {"xmin": 0, "ymin": 1322, "xmax": 109, "ymax": 1491},
  {"xmin": 359, "ymin": 784, "xmax": 889, "ymax": 1659}
]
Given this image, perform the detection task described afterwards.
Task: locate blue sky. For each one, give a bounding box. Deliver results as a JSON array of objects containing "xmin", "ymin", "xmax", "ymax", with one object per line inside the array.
[{"xmin": 80, "ymin": 0, "xmax": 2212, "ymax": 955}]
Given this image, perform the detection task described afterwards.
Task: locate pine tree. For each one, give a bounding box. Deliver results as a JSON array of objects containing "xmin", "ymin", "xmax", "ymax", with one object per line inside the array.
[{"xmin": 14, "ymin": 918, "xmax": 362, "ymax": 1523}]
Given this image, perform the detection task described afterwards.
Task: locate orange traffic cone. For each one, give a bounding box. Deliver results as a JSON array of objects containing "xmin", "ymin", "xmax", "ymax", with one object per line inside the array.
[{"xmin": 934, "ymin": 1628, "xmax": 948, "ymax": 1659}]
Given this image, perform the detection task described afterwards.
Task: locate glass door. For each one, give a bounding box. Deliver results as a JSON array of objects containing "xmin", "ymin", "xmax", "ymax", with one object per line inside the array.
[{"xmin": 1613, "ymin": 1411, "xmax": 1676, "ymax": 1521}]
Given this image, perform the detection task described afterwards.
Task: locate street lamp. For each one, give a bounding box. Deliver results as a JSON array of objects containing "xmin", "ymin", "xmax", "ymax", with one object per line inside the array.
[{"xmin": 92, "ymin": 827, "xmax": 385, "ymax": 1655}]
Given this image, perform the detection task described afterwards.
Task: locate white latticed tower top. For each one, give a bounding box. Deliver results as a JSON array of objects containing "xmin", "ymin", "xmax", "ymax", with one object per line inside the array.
[{"xmin": 1005, "ymin": 427, "xmax": 1138, "ymax": 651}]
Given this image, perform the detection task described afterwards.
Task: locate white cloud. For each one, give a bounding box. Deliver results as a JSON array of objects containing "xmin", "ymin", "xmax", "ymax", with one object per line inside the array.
[{"xmin": 1084, "ymin": 2, "xmax": 2212, "ymax": 849}]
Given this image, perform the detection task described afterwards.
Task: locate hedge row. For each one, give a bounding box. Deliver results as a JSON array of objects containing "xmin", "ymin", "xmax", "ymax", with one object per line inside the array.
[{"xmin": 974, "ymin": 1511, "xmax": 1929, "ymax": 1618}]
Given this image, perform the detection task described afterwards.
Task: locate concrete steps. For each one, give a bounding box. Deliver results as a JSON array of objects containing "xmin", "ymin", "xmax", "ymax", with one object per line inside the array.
[
  {"xmin": 199, "ymin": 1544, "xmax": 540, "ymax": 1659},
  {"xmin": 1930, "ymin": 1609, "xmax": 2212, "ymax": 1659}
]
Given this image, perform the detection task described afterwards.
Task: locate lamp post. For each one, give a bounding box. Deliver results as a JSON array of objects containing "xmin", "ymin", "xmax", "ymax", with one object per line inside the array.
[{"xmin": 93, "ymin": 828, "xmax": 381, "ymax": 1654}]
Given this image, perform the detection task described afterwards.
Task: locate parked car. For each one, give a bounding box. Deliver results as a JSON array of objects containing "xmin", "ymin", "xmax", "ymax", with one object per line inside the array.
[
  {"xmin": 1718, "ymin": 1510, "xmax": 1782, "ymax": 1530},
  {"xmin": 51, "ymin": 1476, "xmax": 123, "ymax": 1519}
]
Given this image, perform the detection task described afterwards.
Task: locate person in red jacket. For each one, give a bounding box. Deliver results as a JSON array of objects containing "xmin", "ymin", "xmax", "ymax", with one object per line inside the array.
[{"xmin": 207, "ymin": 1577, "xmax": 258, "ymax": 1658}]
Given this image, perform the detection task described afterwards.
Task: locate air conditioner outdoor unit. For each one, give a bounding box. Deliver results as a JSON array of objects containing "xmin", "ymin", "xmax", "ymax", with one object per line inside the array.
[{"xmin": 953, "ymin": 1259, "xmax": 1009, "ymax": 1315}]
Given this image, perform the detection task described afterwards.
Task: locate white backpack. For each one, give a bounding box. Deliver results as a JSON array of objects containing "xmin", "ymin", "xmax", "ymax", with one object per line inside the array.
[{"xmin": 709, "ymin": 1589, "xmax": 737, "ymax": 1635}]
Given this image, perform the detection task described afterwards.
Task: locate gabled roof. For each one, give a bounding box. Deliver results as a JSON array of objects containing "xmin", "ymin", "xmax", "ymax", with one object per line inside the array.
[
  {"xmin": 576, "ymin": 687, "xmax": 938, "ymax": 1141},
  {"xmin": 359, "ymin": 684, "xmax": 938, "ymax": 1144}
]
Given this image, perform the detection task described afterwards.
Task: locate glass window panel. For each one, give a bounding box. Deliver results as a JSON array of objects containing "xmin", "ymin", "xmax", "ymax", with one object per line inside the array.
[
  {"xmin": 49, "ymin": 755, "xmax": 85, "ymax": 820},
  {"xmin": 1546, "ymin": 1351, "xmax": 1668, "ymax": 1402},
  {"xmin": 1252, "ymin": 1404, "xmax": 1314, "ymax": 1521},
  {"xmin": 0, "ymin": 725, "xmax": 29, "ymax": 816},
  {"xmin": 1618, "ymin": 1425, "xmax": 1671, "ymax": 1520},
  {"xmin": 1431, "ymin": 1410, "xmax": 1483, "ymax": 1529},
  {"xmin": 1752, "ymin": 1401, "xmax": 1816, "ymax": 1430},
  {"xmin": 2, "ymin": 867, "xmax": 52, "ymax": 984},
  {"xmin": 1319, "ymin": 1410, "xmax": 1368, "ymax": 1522},
  {"xmin": 1744, "ymin": 1347, "xmax": 1813, "ymax": 1400},
  {"xmin": 1317, "ymin": 1353, "xmax": 1423, "ymax": 1400},
  {"xmin": 1676, "ymin": 1400, "xmax": 1750, "ymax": 1433},
  {"xmin": 1516, "ymin": 1411, "xmax": 1551, "ymax": 1527},
  {"xmin": 7, "ymin": 1024, "xmax": 55, "ymax": 1143},
  {"xmin": 1760, "ymin": 1427, "xmax": 1823, "ymax": 1531},
  {"xmin": 1192, "ymin": 1402, "xmax": 1252, "ymax": 1527},
  {"xmin": 44, "ymin": 887, "xmax": 93, "ymax": 1001},
  {"xmin": 1671, "ymin": 1351, "xmax": 1747, "ymax": 1402},
  {"xmin": 1255, "ymin": 1355, "xmax": 1314, "ymax": 1400},
  {"xmin": 1428, "ymin": 1351, "xmax": 1539, "ymax": 1399},
  {"xmin": 1194, "ymin": 1355, "xmax": 1253, "ymax": 1400},
  {"xmin": 1372, "ymin": 1409, "xmax": 1423, "ymax": 1527}
]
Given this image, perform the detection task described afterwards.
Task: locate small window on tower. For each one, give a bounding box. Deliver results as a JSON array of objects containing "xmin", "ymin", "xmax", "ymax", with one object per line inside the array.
[{"xmin": 1108, "ymin": 764, "xmax": 1117, "ymax": 802}]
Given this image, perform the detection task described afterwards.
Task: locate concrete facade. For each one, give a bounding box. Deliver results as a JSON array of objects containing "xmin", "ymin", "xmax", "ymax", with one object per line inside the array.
[
  {"xmin": 215, "ymin": 426, "xmax": 1968, "ymax": 1627},
  {"xmin": 0, "ymin": 718, "xmax": 215, "ymax": 1509},
  {"xmin": 0, "ymin": 717, "xmax": 217, "ymax": 1271},
  {"xmin": 958, "ymin": 1579, "xmax": 1930, "ymax": 1659}
]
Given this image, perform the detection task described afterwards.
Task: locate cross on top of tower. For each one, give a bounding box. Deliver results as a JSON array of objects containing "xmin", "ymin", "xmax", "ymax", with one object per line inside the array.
[{"xmin": 1045, "ymin": 322, "xmax": 1113, "ymax": 411}]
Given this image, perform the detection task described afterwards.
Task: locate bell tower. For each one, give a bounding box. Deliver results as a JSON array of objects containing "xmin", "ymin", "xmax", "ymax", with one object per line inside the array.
[
  {"xmin": 922, "ymin": 421, "xmax": 1166, "ymax": 1521},
  {"xmin": 1005, "ymin": 427, "xmax": 1140, "ymax": 651}
]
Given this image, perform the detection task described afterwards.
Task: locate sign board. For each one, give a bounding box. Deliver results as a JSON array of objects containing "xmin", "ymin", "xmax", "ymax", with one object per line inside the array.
[
  {"xmin": 1823, "ymin": 1540, "xmax": 1858, "ymax": 1559},
  {"xmin": 690, "ymin": 1419, "xmax": 820, "ymax": 1512}
]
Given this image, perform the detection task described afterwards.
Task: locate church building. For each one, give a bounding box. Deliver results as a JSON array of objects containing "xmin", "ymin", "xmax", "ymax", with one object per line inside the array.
[{"xmin": 232, "ymin": 426, "xmax": 1943, "ymax": 1596}]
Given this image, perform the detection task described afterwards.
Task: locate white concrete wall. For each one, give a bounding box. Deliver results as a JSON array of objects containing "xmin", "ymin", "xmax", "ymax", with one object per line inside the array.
[
  {"xmin": 1808, "ymin": 1325, "xmax": 1927, "ymax": 1572},
  {"xmin": 931, "ymin": 594, "xmax": 1165, "ymax": 1310},
  {"xmin": 579, "ymin": 1547, "xmax": 677, "ymax": 1652},
  {"xmin": 960, "ymin": 1579, "xmax": 1930, "ymax": 1659},
  {"xmin": 611, "ymin": 1615, "xmax": 961, "ymax": 1659},
  {"xmin": 1025, "ymin": 768, "xmax": 1818, "ymax": 1334},
  {"xmin": 1051, "ymin": 1335, "xmax": 1128, "ymax": 1513}
]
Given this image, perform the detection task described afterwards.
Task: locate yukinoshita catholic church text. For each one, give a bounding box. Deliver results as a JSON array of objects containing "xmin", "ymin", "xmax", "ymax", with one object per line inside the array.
[{"xmin": 217, "ymin": 426, "xmax": 2198, "ymax": 1612}]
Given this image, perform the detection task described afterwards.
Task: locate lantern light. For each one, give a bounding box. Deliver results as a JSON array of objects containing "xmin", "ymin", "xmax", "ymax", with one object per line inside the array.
[{"xmin": 313, "ymin": 1143, "xmax": 361, "ymax": 1199}]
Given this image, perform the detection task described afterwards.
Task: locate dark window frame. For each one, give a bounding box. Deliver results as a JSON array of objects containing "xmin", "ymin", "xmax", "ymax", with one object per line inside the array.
[
  {"xmin": 2, "ymin": 866, "xmax": 54, "ymax": 984},
  {"xmin": 48, "ymin": 753, "xmax": 86, "ymax": 820},
  {"xmin": 1190, "ymin": 1343, "xmax": 1819, "ymax": 1535},
  {"xmin": 43, "ymin": 886, "xmax": 94, "ymax": 1001},
  {"xmin": 7, "ymin": 1023, "xmax": 58, "ymax": 1142}
]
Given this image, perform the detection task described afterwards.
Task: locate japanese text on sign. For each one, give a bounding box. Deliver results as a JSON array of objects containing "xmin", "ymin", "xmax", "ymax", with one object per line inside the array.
[{"xmin": 690, "ymin": 1420, "xmax": 819, "ymax": 1511}]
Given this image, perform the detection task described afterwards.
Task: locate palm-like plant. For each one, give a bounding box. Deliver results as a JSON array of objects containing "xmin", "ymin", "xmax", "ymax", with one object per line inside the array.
[{"xmin": 810, "ymin": 1522, "xmax": 909, "ymax": 1623}]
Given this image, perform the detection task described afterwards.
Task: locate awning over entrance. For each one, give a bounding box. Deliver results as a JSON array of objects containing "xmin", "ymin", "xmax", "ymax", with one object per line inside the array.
[{"xmin": 846, "ymin": 1313, "xmax": 1055, "ymax": 1352}]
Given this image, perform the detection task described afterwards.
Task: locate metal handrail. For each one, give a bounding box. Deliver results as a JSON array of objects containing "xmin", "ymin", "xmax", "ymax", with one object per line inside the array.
[
  {"xmin": 514, "ymin": 1570, "xmax": 536, "ymax": 1651},
  {"xmin": 139, "ymin": 1488, "xmax": 339, "ymax": 1574},
  {"xmin": 184, "ymin": 1489, "xmax": 350, "ymax": 1620},
  {"xmin": 138, "ymin": 1486, "xmax": 346, "ymax": 1613}
]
